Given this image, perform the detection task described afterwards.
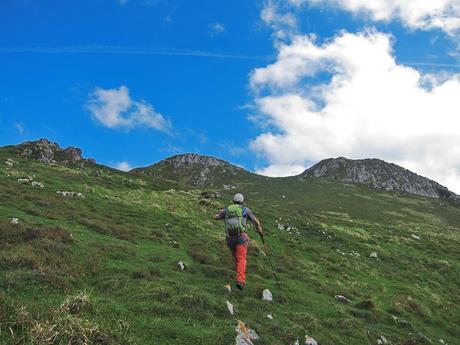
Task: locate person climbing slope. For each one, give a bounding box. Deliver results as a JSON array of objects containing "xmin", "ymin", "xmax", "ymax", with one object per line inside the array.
[{"xmin": 214, "ymin": 193, "xmax": 263, "ymax": 290}]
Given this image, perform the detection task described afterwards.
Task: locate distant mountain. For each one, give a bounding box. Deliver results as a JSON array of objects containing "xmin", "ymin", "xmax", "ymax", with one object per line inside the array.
[
  {"xmin": 302, "ymin": 157, "xmax": 458, "ymax": 202},
  {"xmin": 131, "ymin": 153, "xmax": 265, "ymax": 187}
]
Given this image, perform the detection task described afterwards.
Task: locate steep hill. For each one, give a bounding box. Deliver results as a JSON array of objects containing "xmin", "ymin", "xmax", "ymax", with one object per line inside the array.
[
  {"xmin": 302, "ymin": 157, "xmax": 459, "ymax": 202},
  {"xmin": 1, "ymin": 140, "xmax": 459, "ymax": 345},
  {"xmin": 131, "ymin": 153, "xmax": 268, "ymax": 188}
]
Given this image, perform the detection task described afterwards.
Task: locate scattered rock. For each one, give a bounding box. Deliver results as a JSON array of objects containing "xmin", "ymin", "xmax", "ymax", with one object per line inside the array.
[
  {"xmin": 267, "ymin": 314, "xmax": 273, "ymax": 320},
  {"xmin": 31, "ymin": 181, "xmax": 44, "ymax": 188},
  {"xmin": 411, "ymin": 234, "xmax": 421, "ymax": 240},
  {"xmin": 226, "ymin": 301, "xmax": 235, "ymax": 315},
  {"xmin": 5, "ymin": 159, "xmax": 14, "ymax": 167},
  {"xmin": 262, "ymin": 289, "xmax": 273, "ymax": 301},
  {"xmin": 235, "ymin": 320, "xmax": 259, "ymax": 345},
  {"xmin": 349, "ymin": 251, "xmax": 360, "ymax": 257},
  {"xmin": 17, "ymin": 177, "xmax": 32, "ymax": 184},
  {"xmin": 200, "ymin": 191, "xmax": 221, "ymax": 199},
  {"xmin": 281, "ymin": 195, "xmax": 286, "ymax": 199},
  {"xmin": 370, "ymin": 252, "xmax": 378, "ymax": 259},
  {"xmin": 11, "ymin": 217, "xmax": 20, "ymax": 224},
  {"xmin": 305, "ymin": 335, "xmax": 318, "ymax": 345},
  {"xmin": 225, "ymin": 284, "xmax": 232, "ymax": 292},
  {"xmin": 335, "ymin": 295, "xmax": 352, "ymax": 303},
  {"xmin": 377, "ymin": 335, "xmax": 388, "ymax": 344},
  {"xmin": 177, "ymin": 261, "xmax": 186, "ymax": 271},
  {"xmin": 439, "ymin": 339, "xmax": 446, "ymax": 344},
  {"xmin": 294, "ymin": 341, "xmax": 300, "ymax": 345},
  {"xmin": 56, "ymin": 191, "xmax": 85, "ymax": 198}
]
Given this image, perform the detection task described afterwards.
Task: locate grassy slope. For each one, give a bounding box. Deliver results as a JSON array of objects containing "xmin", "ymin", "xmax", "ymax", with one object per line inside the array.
[{"xmin": 0, "ymin": 148, "xmax": 459, "ymax": 345}]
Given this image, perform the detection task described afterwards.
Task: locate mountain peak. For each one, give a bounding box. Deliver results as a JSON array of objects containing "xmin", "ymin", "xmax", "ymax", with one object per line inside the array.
[
  {"xmin": 15, "ymin": 138, "xmax": 95, "ymax": 165},
  {"xmin": 160, "ymin": 153, "xmax": 234, "ymax": 169},
  {"xmin": 302, "ymin": 157, "xmax": 458, "ymax": 201}
]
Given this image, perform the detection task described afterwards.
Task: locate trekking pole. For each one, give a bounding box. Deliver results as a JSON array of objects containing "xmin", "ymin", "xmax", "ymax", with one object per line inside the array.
[{"xmin": 259, "ymin": 232, "xmax": 282, "ymax": 290}]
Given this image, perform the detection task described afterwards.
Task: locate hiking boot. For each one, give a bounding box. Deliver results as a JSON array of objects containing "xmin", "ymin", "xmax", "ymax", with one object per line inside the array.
[{"xmin": 236, "ymin": 282, "xmax": 245, "ymax": 291}]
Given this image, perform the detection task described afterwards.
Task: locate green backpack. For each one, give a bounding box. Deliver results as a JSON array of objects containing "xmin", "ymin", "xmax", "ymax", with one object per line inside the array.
[{"xmin": 225, "ymin": 204, "xmax": 244, "ymax": 236}]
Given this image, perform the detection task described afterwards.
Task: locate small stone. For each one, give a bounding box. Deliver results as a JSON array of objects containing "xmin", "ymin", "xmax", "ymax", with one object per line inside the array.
[
  {"xmin": 226, "ymin": 301, "xmax": 234, "ymax": 315},
  {"xmin": 411, "ymin": 234, "xmax": 421, "ymax": 240},
  {"xmin": 17, "ymin": 178, "xmax": 31, "ymax": 184},
  {"xmin": 262, "ymin": 289, "xmax": 273, "ymax": 301},
  {"xmin": 5, "ymin": 160, "xmax": 13, "ymax": 167},
  {"xmin": 294, "ymin": 341, "xmax": 300, "ymax": 345},
  {"xmin": 177, "ymin": 261, "xmax": 185, "ymax": 270},
  {"xmin": 305, "ymin": 335, "xmax": 318, "ymax": 345},
  {"xmin": 11, "ymin": 217, "xmax": 20, "ymax": 224},
  {"xmin": 335, "ymin": 295, "xmax": 352, "ymax": 303},
  {"xmin": 370, "ymin": 252, "xmax": 378, "ymax": 259},
  {"xmin": 439, "ymin": 340, "xmax": 446, "ymax": 344},
  {"xmin": 267, "ymin": 314, "xmax": 273, "ymax": 320},
  {"xmin": 235, "ymin": 320, "xmax": 259, "ymax": 345},
  {"xmin": 225, "ymin": 284, "xmax": 232, "ymax": 292},
  {"xmin": 376, "ymin": 335, "xmax": 388, "ymax": 344},
  {"xmin": 31, "ymin": 181, "xmax": 44, "ymax": 188}
]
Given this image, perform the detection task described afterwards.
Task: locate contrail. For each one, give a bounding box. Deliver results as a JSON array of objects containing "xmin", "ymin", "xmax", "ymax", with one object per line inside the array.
[
  {"xmin": 402, "ymin": 61, "xmax": 460, "ymax": 69},
  {"xmin": 0, "ymin": 45, "xmax": 270, "ymax": 60}
]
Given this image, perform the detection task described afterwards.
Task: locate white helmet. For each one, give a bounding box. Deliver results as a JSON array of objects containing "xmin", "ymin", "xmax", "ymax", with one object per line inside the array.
[{"xmin": 233, "ymin": 193, "xmax": 244, "ymax": 204}]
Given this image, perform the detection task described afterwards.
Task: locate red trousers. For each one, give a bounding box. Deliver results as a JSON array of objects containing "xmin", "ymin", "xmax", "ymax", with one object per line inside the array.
[{"xmin": 226, "ymin": 232, "xmax": 249, "ymax": 284}]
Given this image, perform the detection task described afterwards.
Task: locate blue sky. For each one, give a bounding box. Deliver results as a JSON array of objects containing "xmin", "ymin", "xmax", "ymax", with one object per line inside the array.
[{"xmin": 1, "ymin": 0, "xmax": 460, "ymax": 191}]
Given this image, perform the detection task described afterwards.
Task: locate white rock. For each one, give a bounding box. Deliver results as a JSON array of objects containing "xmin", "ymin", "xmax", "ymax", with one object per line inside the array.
[
  {"xmin": 31, "ymin": 181, "xmax": 44, "ymax": 188},
  {"xmin": 411, "ymin": 234, "xmax": 421, "ymax": 240},
  {"xmin": 5, "ymin": 160, "xmax": 13, "ymax": 167},
  {"xmin": 370, "ymin": 252, "xmax": 378, "ymax": 259},
  {"xmin": 262, "ymin": 289, "xmax": 273, "ymax": 301},
  {"xmin": 305, "ymin": 335, "xmax": 318, "ymax": 345},
  {"xmin": 11, "ymin": 217, "xmax": 20, "ymax": 224},
  {"xmin": 267, "ymin": 314, "xmax": 273, "ymax": 320},
  {"xmin": 177, "ymin": 261, "xmax": 185, "ymax": 270},
  {"xmin": 226, "ymin": 301, "xmax": 234, "ymax": 315},
  {"xmin": 235, "ymin": 321, "xmax": 259, "ymax": 345},
  {"xmin": 335, "ymin": 295, "xmax": 352, "ymax": 303},
  {"xmin": 439, "ymin": 340, "xmax": 446, "ymax": 344},
  {"xmin": 17, "ymin": 178, "xmax": 30, "ymax": 183},
  {"xmin": 294, "ymin": 341, "xmax": 300, "ymax": 345},
  {"xmin": 377, "ymin": 335, "xmax": 388, "ymax": 344}
]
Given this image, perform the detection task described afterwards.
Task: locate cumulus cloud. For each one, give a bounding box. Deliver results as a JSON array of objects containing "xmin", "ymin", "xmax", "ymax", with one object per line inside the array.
[
  {"xmin": 303, "ymin": 0, "xmax": 460, "ymax": 35},
  {"xmin": 86, "ymin": 86, "xmax": 171, "ymax": 133},
  {"xmin": 261, "ymin": 1, "xmax": 299, "ymax": 39},
  {"xmin": 114, "ymin": 161, "xmax": 132, "ymax": 172},
  {"xmin": 250, "ymin": 30, "xmax": 460, "ymax": 193}
]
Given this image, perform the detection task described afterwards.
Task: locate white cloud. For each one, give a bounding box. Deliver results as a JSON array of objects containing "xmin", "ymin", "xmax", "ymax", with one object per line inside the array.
[
  {"xmin": 15, "ymin": 122, "xmax": 26, "ymax": 135},
  {"xmin": 86, "ymin": 86, "xmax": 171, "ymax": 133},
  {"xmin": 261, "ymin": 1, "xmax": 299, "ymax": 39},
  {"xmin": 114, "ymin": 161, "xmax": 132, "ymax": 172},
  {"xmin": 209, "ymin": 23, "xmax": 226, "ymax": 36},
  {"xmin": 249, "ymin": 30, "xmax": 460, "ymax": 193},
  {"xmin": 256, "ymin": 163, "xmax": 307, "ymax": 177},
  {"xmin": 305, "ymin": 0, "xmax": 460, "ymax": 35}
]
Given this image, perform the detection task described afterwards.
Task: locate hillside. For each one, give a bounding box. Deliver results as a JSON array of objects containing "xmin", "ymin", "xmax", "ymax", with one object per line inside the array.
[
  {"xmin": 1, "ymin": 140, "xmax": 459, "ymax": 345},
  {"xmin": 302, "ymin": 157, "xmax": 458, "ymax": 202}
]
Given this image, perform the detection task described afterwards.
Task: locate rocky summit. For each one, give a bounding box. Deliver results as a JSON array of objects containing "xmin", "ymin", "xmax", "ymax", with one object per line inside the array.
[
  {"xmin": 132, "ymin": 153, "xmax": 253, "ymax": 187},
  {"xmin": 302, "ymin": 157, "xmax": 458, "ymax": 202},
  {"xmin": 14, "ymin": 138, "xmax": 95, "ymax": 166}
]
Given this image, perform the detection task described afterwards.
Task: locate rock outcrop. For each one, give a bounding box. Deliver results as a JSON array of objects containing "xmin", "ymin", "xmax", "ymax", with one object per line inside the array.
[
  {"xmin": 302, "ymin": 157, "xmax": 459, "ymax": 202},
  {"xmin": 17, "ymin": 138, "xmax": 96, "ymax": 166}
]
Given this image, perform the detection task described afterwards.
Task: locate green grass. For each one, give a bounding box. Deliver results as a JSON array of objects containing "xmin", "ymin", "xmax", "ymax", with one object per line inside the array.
[{"xmin": 0, "ymin": 148, "xmax": 459, "ymax": 344}]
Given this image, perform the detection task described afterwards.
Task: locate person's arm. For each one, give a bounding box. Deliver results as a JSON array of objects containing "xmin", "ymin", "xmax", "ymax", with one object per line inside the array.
[
  {"xmin": 245, "ymin": 208, "xmax": 263, "ymax": 235},
  {"xmin": 213, "ymin": 208, "xmax": 225, "ymax": 220}
]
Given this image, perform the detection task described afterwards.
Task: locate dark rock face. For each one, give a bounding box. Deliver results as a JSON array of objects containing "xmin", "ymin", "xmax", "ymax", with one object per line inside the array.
[
  {"xmin": 18, "ymin": 138, "xmax": 92, "ymax": 165},
  {"xmin": 302, "ymin": 157, "xmax": 458, "ymax": 201}
]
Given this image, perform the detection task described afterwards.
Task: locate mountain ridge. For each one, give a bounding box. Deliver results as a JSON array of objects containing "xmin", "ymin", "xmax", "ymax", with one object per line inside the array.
[{"xmin": 4, "ymin": 139, "xmax": 458, "ymax": 202}]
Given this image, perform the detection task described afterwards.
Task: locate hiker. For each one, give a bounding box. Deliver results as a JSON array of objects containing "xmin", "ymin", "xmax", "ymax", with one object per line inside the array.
[{"xmin": 214, "ymin": 193, "xmax": 263, "ymax": 290}]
